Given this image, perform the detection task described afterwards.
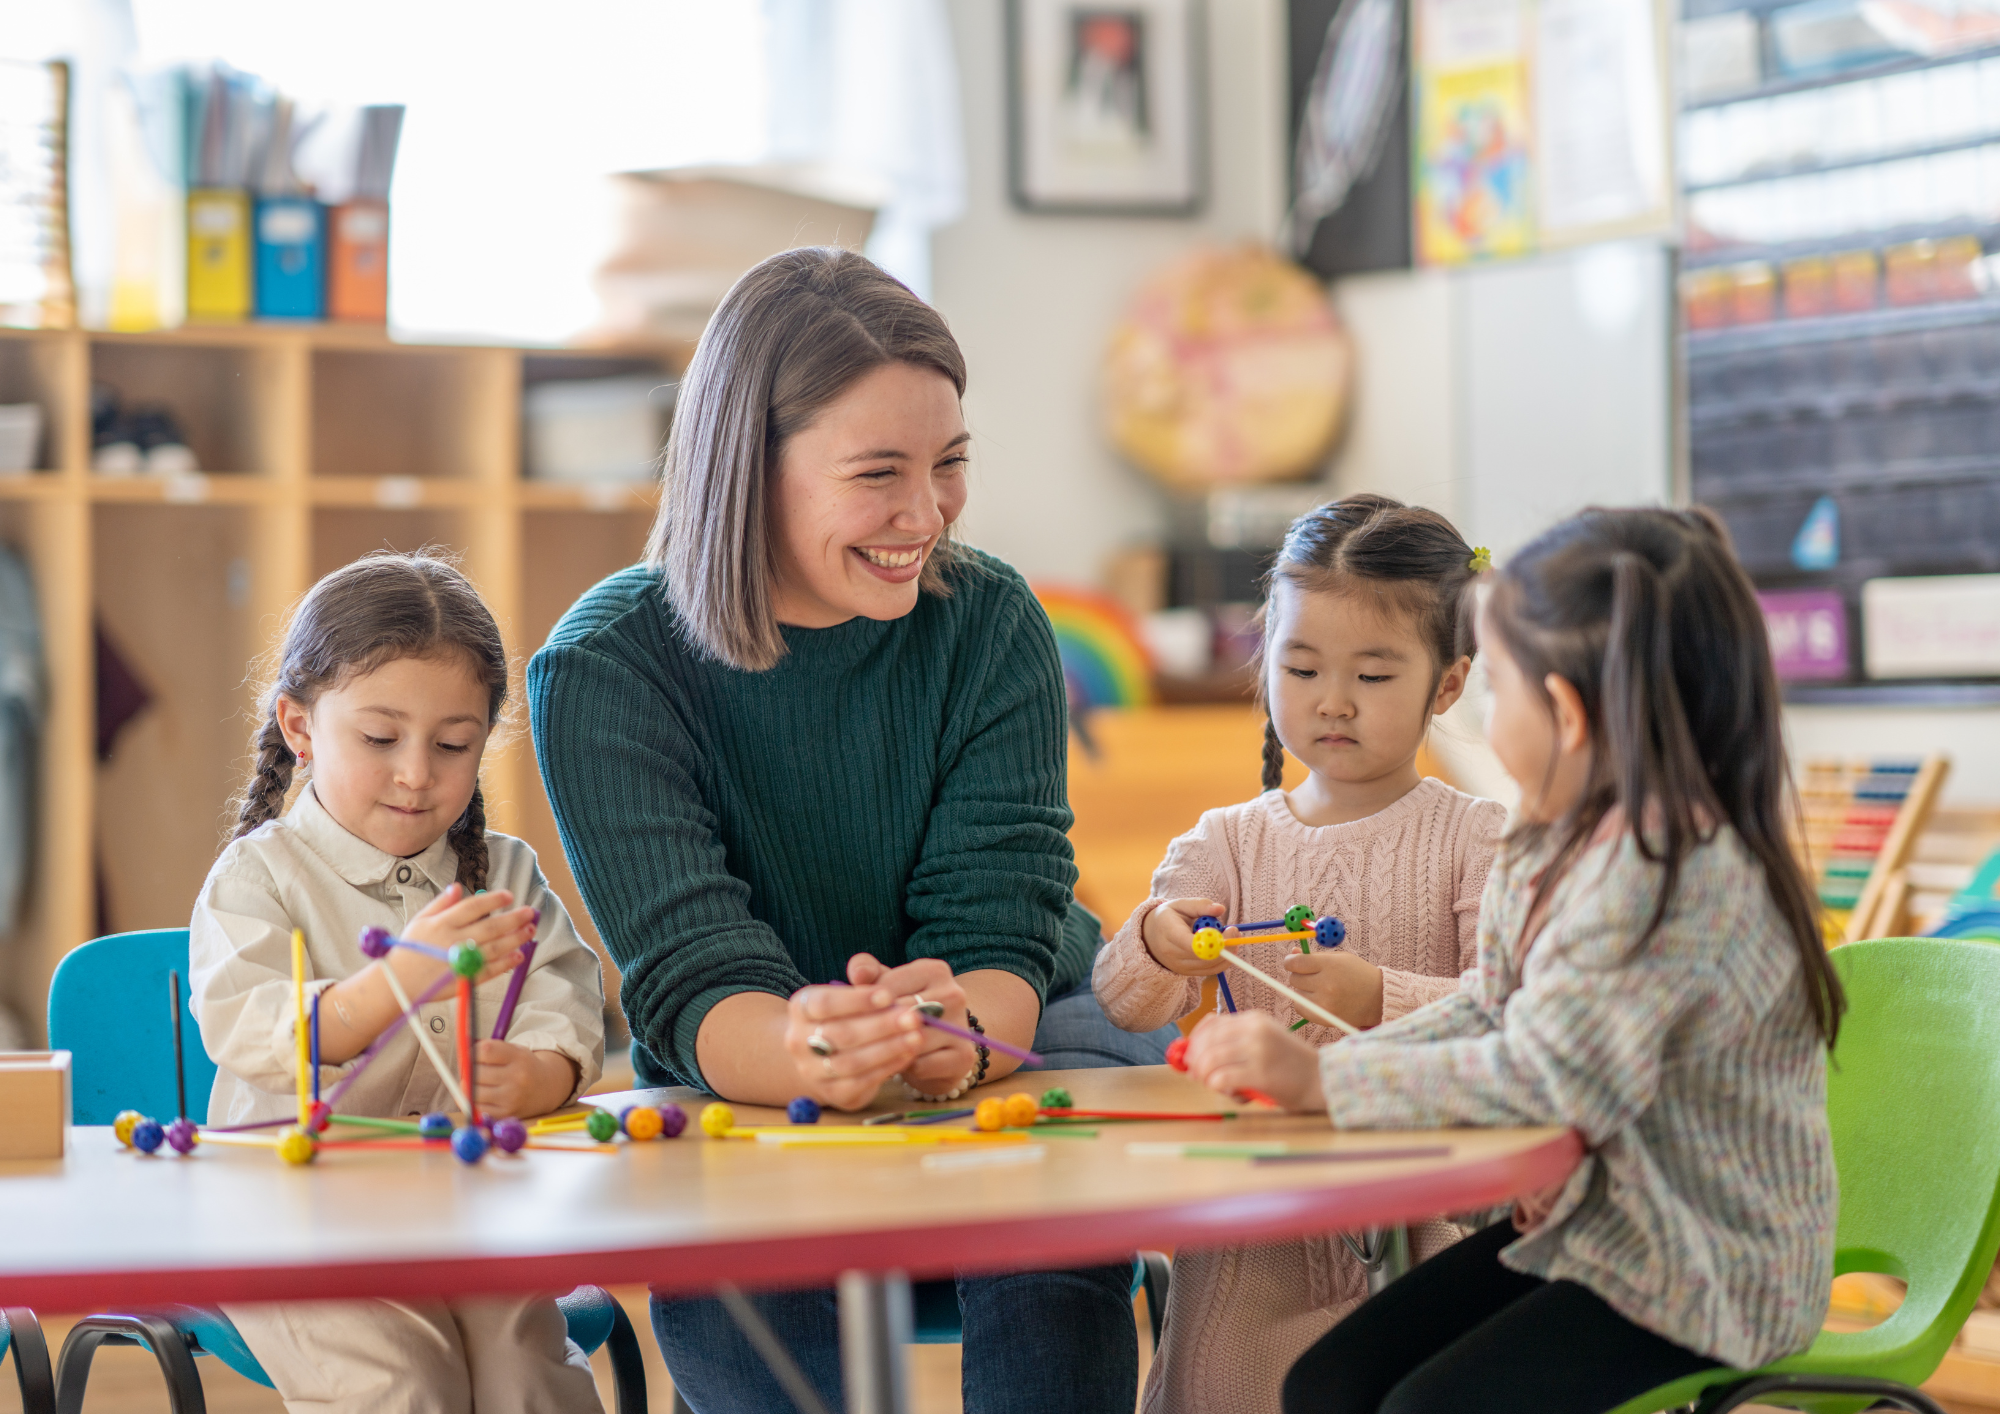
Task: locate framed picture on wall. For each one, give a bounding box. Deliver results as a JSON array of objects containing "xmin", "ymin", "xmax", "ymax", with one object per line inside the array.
[{"xmin": 1006, "ymin": 0, "xmax": 1207, "ymax": 215}]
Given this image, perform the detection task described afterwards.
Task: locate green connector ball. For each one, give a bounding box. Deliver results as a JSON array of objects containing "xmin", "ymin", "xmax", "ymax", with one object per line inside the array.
[
  {"xmin": 1039, "ymin": 1087, "xmax": 1074, "ymax": 1110},
  {"xmin": 585, "ymin": 1109, "xmax": 620, "ymax": 1142},
  {"xmin": 1284, "ymin": 904, "xmax": 1315, "ymax": 933},
  {"xmin": 449, "ymin": 943, "xmax": 484, "ymax": 978}
]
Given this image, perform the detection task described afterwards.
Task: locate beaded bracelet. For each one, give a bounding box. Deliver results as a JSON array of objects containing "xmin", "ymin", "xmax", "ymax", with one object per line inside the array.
[{"xmin": 898, "ymin": 1009, "xmax": 990, "ymax": 1102}]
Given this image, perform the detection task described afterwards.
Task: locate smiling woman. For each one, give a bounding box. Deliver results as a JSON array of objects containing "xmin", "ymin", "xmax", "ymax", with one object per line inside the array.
[{"xmin": 527, "ymin": 248, "xmax": 1170, "ymax": 1414}]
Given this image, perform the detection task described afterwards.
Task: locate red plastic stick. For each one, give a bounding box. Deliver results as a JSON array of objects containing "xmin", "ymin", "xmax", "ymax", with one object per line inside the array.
[{"xmin": 458, "ymin": 975, "xmax": 477, "ymax": 1125}]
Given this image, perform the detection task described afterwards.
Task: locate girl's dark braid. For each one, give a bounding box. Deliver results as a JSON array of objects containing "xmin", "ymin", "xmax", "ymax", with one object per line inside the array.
[
  {"xmin": 1261, "ymin": 717, "xmax": 1287, "ymax": 792},
  {"xmin": 234, "ymin": 712, "xmax": 297, "ymax": 839},
  {"xmin": 448, "ymin": 782, "xmax": 489, "ymax": 892}
]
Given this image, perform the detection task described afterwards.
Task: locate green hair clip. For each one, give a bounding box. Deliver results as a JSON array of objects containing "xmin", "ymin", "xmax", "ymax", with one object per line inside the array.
[{"xmin": 1468, "ymin": 546, "xmax": 1492, "ymax": 573}]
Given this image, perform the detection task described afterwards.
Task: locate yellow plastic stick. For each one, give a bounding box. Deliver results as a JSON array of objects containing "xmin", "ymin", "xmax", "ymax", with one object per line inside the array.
[
  {"xmin": 194, "ymin": 1131, "xmax": 282, "ymax": 1149},
  {"xmin": 292, "ymin": 929, "xmax": 310, "ymax": 1127},
  {"xmin": 1216, "ymin": 950, "xmax": 1361, "ymax": 1036}
]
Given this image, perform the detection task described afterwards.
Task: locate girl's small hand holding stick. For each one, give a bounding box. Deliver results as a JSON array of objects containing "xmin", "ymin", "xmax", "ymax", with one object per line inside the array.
[
  {"xmin": 1142, "ymin": 898, "xmax": 1231, "ymax": 975},
  {"xmin": 1281, "ymin": 950, "xmax": 1385, "ymax": 1030},
  {"xmin": 1183, "ymin": 1011, "xmax": 1326, "ymax": 1113},
  {"xmin": 472, "ymin": 1039, "xmax": 580, "ymax": 1120}
]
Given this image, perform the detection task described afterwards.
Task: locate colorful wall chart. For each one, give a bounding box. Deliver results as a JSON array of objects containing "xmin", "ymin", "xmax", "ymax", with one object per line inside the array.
[
  {"xmin": 1414, "ymin": 0, "xmax": 1533, "ymax": 264},
  {"xmin": 1412, "ymin": 0, "xmax": 1669, "ymax": 265}
]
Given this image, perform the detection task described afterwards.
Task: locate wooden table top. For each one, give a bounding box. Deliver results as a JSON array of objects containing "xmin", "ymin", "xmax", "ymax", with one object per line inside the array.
[{"xmin": 0, "ymin": 1066, "xmax": 1581, "ymax": 1310}]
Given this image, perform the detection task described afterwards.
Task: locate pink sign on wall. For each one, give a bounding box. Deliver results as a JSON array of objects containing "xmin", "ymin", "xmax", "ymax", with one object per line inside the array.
[{"xmin": 1759, "ymin": 589, "xmax": 1849, "ymax": 681}]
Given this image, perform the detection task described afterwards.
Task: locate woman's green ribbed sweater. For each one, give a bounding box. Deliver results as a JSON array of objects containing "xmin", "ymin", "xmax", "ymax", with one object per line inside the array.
[{"xmin": 526, "ymin": 549, "xmax": 1101, "ymax": 1089}]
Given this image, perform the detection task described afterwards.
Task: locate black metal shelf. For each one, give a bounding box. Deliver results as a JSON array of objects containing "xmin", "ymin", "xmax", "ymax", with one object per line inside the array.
[
  {"xmin": 1684, "ymin": 134, "xmax": 2000, "ymax": 195},
  {"xmin": 1683, "ymin": 297, "xmax": 2000, "ymax": 355},
  {"xmin": 1679, "ymin": 35, "xmax": 2000, "ymax": 110},
  {"xmin": 1782, "ymin": 680, "xmax": 2000, "ymax": 705}
]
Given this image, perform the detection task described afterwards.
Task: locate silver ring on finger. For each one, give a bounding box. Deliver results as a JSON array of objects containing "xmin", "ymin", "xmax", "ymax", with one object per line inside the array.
[
  {"xmin": 913, "ymin": 994, "xmax": 945, "ymax": 1018},
  {"xmin": 807, "ymin": 1028, "xmax": 835, "ymax": 1058}
]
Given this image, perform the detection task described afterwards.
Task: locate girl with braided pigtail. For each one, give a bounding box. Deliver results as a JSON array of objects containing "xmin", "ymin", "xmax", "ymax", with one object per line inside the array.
[
  {"xmin": 1093, "ymin": 494, "xmax": 1507, "ymax": 1414},
  {"xmin": 191, "ymin": 551, "xmax": 607, "ymax": 1414}
]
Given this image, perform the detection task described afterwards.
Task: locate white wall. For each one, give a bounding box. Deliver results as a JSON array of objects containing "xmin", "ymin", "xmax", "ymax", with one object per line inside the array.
[
  {"xmin": 1329, "ymin": 240, "xmax": 1674, "ymax": 559},
  {"xmin": 932, "ymin": 0, "xmax": 1289, "ymax": 582}
]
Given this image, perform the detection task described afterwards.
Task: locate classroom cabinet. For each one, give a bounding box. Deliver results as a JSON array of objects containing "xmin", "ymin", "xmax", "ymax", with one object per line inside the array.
[{"xmin": 0, "ymin": 325, "xmax": 676, "ymax": 1043}]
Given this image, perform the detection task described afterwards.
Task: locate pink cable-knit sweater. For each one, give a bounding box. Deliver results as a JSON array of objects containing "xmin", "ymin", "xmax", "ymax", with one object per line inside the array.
[{"xmin": 1095, "ymin": 777, "xmax": 1506, "ymax": 1414}]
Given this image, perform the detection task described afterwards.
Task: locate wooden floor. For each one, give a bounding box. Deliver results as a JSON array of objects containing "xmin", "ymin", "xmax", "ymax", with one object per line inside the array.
[{"xmin": 1, "ymin": 1286, "xmax": 1157, "ymax": 1413}]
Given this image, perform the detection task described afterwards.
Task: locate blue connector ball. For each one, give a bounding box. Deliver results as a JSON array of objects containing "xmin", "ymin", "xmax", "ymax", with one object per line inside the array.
[
  {"xmin": 450, "ymin": 1125, "xmax": 489, "ymax": 1164},
  {"xmin": 787, "ymin": 1096, "xmax": 822, "ymax": 1125},
  {"xmin": 1193, "ymin": 915, "xmax": 1222, "ymax": 935},
  {"xmin": 418, "ymin": 1111, "xmax": 453, "ymax": 1140},
  {"xmin": 131, "ymin": 1118, "xmax": 166, "ymax": 1154},
  {"xmin": 1315, "ymin": 916, "xmax": 1346, "ymax": 949}
]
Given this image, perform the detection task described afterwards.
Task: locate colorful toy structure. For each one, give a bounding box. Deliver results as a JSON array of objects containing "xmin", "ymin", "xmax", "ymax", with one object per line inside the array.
[
  {"xmin": 1183, "ymin": 906, "xmax": 1357, "ymax": 1036},
  {"xmin": 112, "ymin": 925, "xmax": 686, "ymax": 1167}
]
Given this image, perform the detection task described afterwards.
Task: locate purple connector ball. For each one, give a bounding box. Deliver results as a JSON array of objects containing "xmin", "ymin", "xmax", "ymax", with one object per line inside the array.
[
  {"xmin": 418, "ymin": 1111, "xmax": 453, "ymax": 1140},
  {"xmin": 165, "ymin": 1117, "xmax": 199, "ymax": 1154},
  {"xmin": 450, "ymin": 1125, "xmax": 489, "ymax": 1164},
  {"xmin": 131, "ymin": 1118, "xmax": 165, "ymax": 1154},
  {"xmin": 491, "ymin": 1117, "xmax": 528, "ymax": 1153},
  {"xmin": 658, "ymin": 1102, "xmax": 688, "ymax": 1138},
  {"xmin": 787, "ymin": 1096, "xmax": 822, "ymax": 1125},
  {"xmin": 358, "ymin": 925, "xmax": 393, "ymax": 959}
]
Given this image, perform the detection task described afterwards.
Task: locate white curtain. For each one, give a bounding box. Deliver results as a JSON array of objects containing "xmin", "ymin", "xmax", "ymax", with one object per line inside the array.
[{"xmin": 763, "ymin": 0, "xmax": 966, "ymax": 299}]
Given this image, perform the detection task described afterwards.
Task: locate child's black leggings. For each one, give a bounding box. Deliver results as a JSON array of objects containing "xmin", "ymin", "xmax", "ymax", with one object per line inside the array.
[{"xmin": 1282, "ymin": 1220, "xmax": 1720, "ymax": 1414}]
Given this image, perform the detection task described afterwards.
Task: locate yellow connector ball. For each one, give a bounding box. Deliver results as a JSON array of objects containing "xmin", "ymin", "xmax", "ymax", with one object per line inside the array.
[
  {"xmin": 1001, "ymin": 1092, "xmax": 1038, "ymax": 1128},
  {"xmin": 276, "ymin": 1127, "xmax": 317, "ymax": 1166},
  {"xmin": 1191, "ymin": 927, "xmax": 1225, "ymax": 961},
  {"xmin": 113, "ymin": 1110, "xmax": 144, "ymax": 1147},
  {"xmin": 974, "ymin": 1097, "xmax": 1006, "ymax": 1132},
  {"xmin": 700, "ymin": 1102, "xmax": 736, "ymax": 1138}
]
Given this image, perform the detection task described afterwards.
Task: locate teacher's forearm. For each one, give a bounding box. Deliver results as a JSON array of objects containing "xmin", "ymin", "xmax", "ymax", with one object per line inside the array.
[
  {"xmin": 958, "ymin": 969, "xmax": 1041, "ymax": 1082},
  {"xmin": 692, "ymin": 990, "xmax": 802, "ymax": 1106}
]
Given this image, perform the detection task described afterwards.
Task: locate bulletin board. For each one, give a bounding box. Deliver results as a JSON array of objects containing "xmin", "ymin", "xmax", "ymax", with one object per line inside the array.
[{"xmin": 1412, "ymin": 0, "xmax": 1672, "ymax": 265}]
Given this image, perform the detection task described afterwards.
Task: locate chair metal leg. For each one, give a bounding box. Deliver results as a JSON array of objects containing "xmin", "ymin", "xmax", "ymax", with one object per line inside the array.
[
  {"xmin": 1341, "ymin": 1227, "xmax": 1414, "ymax": 1294},
  {"xmin": 1, "ymin": 1310, "xmax": 54, "ymax": 1414},
  {"xmin": 1692, "ymin": 1373, "xmax": 1949, "ymax": 1414},
  {"xmin": 601, "ymin": 1294, "xmax": 649, "ymax": 1414},
  {"xmin": 1139, "ymin": 1252, "xmax": 1172, "ymax": 1350},
  {"xmin": 55, "ymin": 1314, "xmax": 206, "ymax": 1414}
]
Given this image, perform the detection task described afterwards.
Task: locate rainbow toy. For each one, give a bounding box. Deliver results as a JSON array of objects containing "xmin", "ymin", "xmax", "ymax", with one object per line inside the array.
[{"xmin": 1033, "ymin": 585, "xmax": 1155, "ymax": 713}]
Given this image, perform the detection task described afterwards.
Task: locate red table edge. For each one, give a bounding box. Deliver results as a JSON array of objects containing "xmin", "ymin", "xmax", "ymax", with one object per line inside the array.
[{"xmin": 0, "ymin": 1130, "xmax": 1583, "ymax": 1309}]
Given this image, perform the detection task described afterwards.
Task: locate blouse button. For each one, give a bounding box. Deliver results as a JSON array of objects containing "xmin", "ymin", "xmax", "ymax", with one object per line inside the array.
[
  {"xmin": 430, "ymin": 1016, "xmax": 446, "ymax": 1034},
  {"xmin": 396, "ymin": 865, "xmax": 412, "ymax": 883}
]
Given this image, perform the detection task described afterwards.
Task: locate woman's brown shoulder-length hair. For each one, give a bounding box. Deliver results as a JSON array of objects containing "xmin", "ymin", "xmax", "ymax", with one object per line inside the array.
[{"xmin": 646, "ymin": 246, "xmax": 967, "ymax": 671}]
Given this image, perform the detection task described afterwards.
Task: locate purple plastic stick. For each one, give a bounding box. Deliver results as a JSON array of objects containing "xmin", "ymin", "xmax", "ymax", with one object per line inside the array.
[
  {"xmin": 324, "ymin": 970, "xmax": 455, "ymax": 1107},
  {"xmin": 489, "ymin": 937, "xmax": 539, "ymax": 1042},
  {"xmin": 922, "ymin": 1014, "xmax": 1043, "ymax": 1068}
]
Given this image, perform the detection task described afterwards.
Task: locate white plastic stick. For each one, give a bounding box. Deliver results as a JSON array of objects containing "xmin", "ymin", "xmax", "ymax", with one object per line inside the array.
[
  {"xmin": 379, "ymin": 962, "xmax": 473, "ymax": 1115},
  {"xmin": 1217, "ymin": 950, "xmax": 1362, "ymax": 1036}
]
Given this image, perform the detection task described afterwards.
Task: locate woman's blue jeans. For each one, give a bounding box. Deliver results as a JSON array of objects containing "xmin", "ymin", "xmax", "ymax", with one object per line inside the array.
[{"xmin": 652, "ymin": 981, "xmax": 1179, "ymax": 1413}]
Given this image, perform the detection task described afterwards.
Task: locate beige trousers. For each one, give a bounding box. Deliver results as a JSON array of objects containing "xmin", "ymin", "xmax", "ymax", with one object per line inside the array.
[{"xmin": 218, "ymin": 1295, "xmax": 603, "ymax": 1414}]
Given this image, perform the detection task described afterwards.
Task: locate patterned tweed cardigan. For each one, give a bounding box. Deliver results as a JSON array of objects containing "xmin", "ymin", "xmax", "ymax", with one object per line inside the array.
[{"xmin": 1321, "ymin": 825, "xmax": 1836, "ymax": 1369}]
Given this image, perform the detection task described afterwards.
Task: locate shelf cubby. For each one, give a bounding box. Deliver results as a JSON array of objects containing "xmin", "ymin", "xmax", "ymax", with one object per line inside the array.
[{"xmin": 0, "ymin": 324, "xmax": 683, "ymax": 1042}]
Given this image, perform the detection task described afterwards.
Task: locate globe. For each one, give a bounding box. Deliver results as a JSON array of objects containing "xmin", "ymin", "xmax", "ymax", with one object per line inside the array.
[{"xmin": 1103, "ymin": 245, "xmax": 1354, "ymax": 491}]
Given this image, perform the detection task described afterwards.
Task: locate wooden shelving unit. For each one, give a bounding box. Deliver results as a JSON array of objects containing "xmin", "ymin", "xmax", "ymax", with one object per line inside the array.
[{"xmin": 0, "ymin": 324, "xmax": 680, "ymax": 1043}]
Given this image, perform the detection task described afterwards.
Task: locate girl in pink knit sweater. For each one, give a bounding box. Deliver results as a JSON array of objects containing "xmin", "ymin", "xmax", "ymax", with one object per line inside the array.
[{"xmin": 1095, "ymin": 495, "xmax": 1506, "ymax": 1414}]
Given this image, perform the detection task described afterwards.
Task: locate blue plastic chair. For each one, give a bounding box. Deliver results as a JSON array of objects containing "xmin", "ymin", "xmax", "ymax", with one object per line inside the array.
[
  {"xmin": 48, "ymin": 929, "xmax": 647, "ymax": 1414},
  {"xmin": 0, "ymin": 1308, "xmax": 54, "ymax": 1414}
]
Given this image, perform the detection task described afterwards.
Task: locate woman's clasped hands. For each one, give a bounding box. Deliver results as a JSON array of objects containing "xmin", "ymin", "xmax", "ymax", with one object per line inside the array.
[{"xmin": 784, "ymin": 954, "xmax": 979, "ymax": 1111}]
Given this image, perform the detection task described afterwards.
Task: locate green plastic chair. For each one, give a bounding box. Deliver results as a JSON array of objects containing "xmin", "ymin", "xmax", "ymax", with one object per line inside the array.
[{"xmin": 1608, "ymin": 936, "xmax": 2000, "ymax": 1414}]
